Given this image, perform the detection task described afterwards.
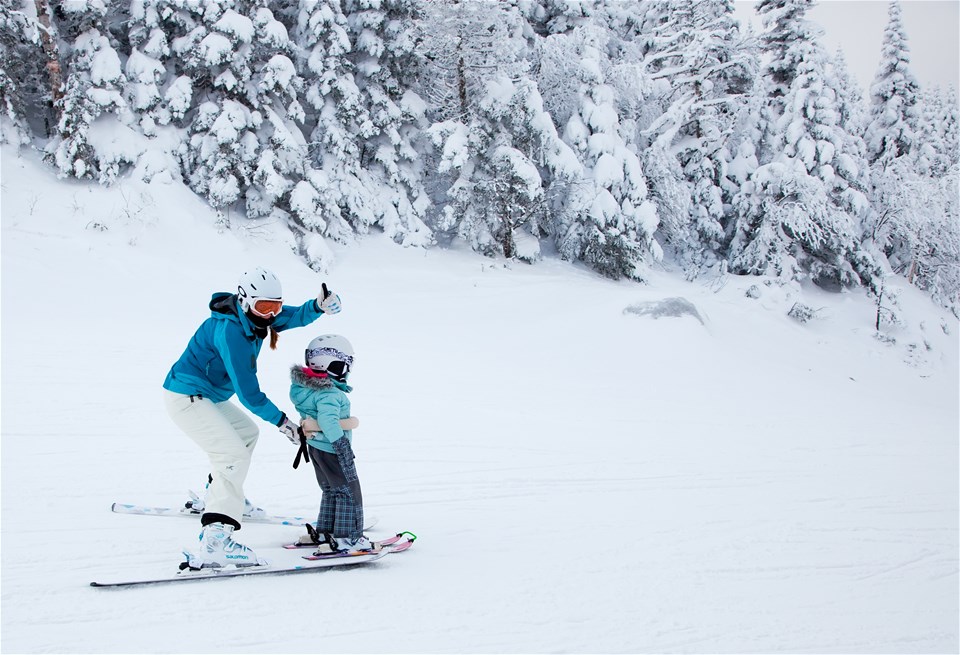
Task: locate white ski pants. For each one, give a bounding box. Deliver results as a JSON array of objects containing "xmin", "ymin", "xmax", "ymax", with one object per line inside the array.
[{"xmin": 163, "ymin": 390, "xmax": 259, "ymax": 527}]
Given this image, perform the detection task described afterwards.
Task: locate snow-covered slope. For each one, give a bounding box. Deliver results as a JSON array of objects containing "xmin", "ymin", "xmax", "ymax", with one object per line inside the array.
[{"xmin": 2, "ymin": 146, "xmax": 957, "ymax": 653}]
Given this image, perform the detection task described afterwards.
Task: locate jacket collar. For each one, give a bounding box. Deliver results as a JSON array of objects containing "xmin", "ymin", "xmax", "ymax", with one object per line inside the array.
[
  {"xmin": 209, "ymin": 293, "xmax": 262, "ymax": 339},
  {"xmin": 290, "ymin": 365, "xmax": 352, "ymax": 392}
]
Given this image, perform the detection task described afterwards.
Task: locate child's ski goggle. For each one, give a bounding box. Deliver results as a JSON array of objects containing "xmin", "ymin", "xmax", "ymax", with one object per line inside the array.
[
  {"xmin": 325, "ymin": 360, "xmax": 351, "ymax": 380},
  {"xmin": 250, "ymin": 298, "xmax": 283, "ymax": 318}
]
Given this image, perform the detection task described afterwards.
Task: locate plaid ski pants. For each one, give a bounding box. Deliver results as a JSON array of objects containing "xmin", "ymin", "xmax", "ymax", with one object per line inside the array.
[{"xmin": 308, "ymin": 438, "xmax": 364, "ymax": 540}]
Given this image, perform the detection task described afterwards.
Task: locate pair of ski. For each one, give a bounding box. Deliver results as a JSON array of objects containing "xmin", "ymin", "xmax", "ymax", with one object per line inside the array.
[{"xmin": 92, "ymin": 502, "xmax": 415, "ymax": 588}]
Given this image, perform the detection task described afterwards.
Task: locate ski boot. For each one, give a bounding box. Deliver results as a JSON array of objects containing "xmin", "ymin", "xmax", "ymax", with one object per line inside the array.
[{"xmin": 181, "ymin": 522, "xmax": 267, "ymax": 570}]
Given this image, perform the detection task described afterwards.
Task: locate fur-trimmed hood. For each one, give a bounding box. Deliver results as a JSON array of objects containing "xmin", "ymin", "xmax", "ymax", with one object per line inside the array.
[{"xmin": 289, "ymin": 365, "xmax": 352, "ymax": 393}]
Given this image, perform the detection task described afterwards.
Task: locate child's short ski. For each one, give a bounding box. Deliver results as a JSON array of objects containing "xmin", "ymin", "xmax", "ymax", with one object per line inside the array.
[
  {"xmin": 284, "ymin": 531, "xmax": 417, "ymax": 553},
  {"xmin": 90, "ymin": 550, "xmax": 388, "ymax": 588},
  {"xmin": 110, "ymin": 502, "xmax": 379, "ymax": 530},
  {"xmin": 298, "ymin": 532, "xmax": 417, "ymax": 560}
]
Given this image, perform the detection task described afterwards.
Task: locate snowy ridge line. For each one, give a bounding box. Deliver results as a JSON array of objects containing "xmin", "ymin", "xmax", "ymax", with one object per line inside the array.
[
  {"xmin": 90, "ymin": 550, "xmax": 389, "ymax": 588},
  {"xmin": 109, "ymin": 502, "xmax": 379, "ymax": 530}
]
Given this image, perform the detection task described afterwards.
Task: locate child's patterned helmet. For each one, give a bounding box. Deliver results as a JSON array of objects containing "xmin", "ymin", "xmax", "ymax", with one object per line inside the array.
[{"xmin": 305, "ymin": 334, "xmax": 354, "ymax": 381}]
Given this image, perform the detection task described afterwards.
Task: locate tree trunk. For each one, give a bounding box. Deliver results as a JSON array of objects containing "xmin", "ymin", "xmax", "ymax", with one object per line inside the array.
[
  {"xmin": 875, "ymin": 281, "xmax": 884, "ymax": 331},
  {"xmin": 457, "ymin": 53, "xmax": 467, "ymax": 116},
  {"xmin": 907, "ymin": 258, "xmax": 918, "ymax": 284},
  {"xmin": 33, "ymin": 0, "xmax": 63, "ymax": 112}
]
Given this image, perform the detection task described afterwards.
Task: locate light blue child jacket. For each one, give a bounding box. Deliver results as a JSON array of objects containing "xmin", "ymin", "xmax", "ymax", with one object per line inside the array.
[
  {"xmin": 289, "ymin": 365, "xmax": 352, "ymax": 453},
  {"xmin": 163, "ymin": 293, "xmax": 324, "ymax": 426}
]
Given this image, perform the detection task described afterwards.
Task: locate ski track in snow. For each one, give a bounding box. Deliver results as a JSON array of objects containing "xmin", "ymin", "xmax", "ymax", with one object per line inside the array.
[{"xmin": 1, "ymin": 147, "xmax": 957, "ymax": 653}]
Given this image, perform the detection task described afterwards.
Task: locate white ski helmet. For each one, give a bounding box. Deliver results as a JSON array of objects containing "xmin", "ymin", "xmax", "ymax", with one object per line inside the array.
[
  {"xmin": 237, "ymin": 267, "xmax": 283, "ymax": 318},
  {"xmin": 305, "ymin": 334, "xmax": 355, "ymax": 381}
]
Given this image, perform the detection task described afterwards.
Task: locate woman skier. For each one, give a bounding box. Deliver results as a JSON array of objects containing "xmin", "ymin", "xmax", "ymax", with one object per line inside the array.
[{"xmin": 163, "ymin": 267, "xmax": 341, "ymax": 568}]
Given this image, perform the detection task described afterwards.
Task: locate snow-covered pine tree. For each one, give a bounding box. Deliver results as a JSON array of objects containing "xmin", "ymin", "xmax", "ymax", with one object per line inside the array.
[
  {"xmin": 125, "ymin": 0, "xmax": 170, "ymax": 134},
  {"xmin": 342, "ymin": 0, "xmax": 432, "ymax": 247},
  {"xmin": 728, "ymin": 160, "xmax": 835, "ymax": 281},
  {"xmin": 874, "ymin": 81, "xmax": 959, "ymax": 310},
  {"xmin": 720, "ymin": 129, "xmax": 759, "ymax": 227},
  {"xmin": 416, "ymin": 0, "xmax": 527, "ymax": 124},
  {"xmin": 176, "ymin": 0, "xmax": 305, "ymax": 218},
  {"xmin": 826, "ymin": 48, "xmax": 882, "ymax": 288},
  {"xmin": 807, "ymin": 50, "xmax": 873, "ymax": 223},
  {"xmin": 864, "ymin": 0, "xmax": 921, "ymax": 168},
  {"xmin": 176, "ymin": 1, "xmax": 260, "ymax": 208},
  {"xmin": 941, "ymin": 87, "xmax": 960, "ymax": 169},
  {"xmin": 421, "ymin": 0, "xmax": 578, "ymax": 262},
  {"xmin": 0, "ymin": 59, "xmax": 24, "ymax": 146},
  {"xmin": 534, "ymin": 25, "xmax": 585, "ymax": 137},
  {"xmin": 911, "ymin": 164, "xmax": 960, "ymax": 312},
  {"xmin": 125, "ymin": 1, "xmax": 205, "ymax": 128},
  {"xmin": 292, "ymin": 0, "xmax": 374, "ymax": 243},
  {"xmin": 48, "ymin": 1, "xmax": 132, "ymax": 182},
  {"xmin": 593, "ymin": 1, "xmax": 676, "ymax": 252},
  {"xmin": 830, "ymin": 50, "xmax": 868, "ymax": 151},
  {"xmin": 431, "ymin": 73, "xmax": 581, "ymax": 261},
  {"xmin": 729, "ymin": 34, "xmax": 877, "ymax": 286},
  {"xmin": 891, "ymin": 83, "xmax": 960, "ymax": 311},
  {"xmin": 725, "ymin": 0, "xmax": 880, "ymax": 284},
  {"xmin": 0, "ymin": 0, "xmax": 40, "ymax": 144},
  {"xmin": 753, "ymin": 0, "xmax": 817, "ymax": 165},
  {"xmin": 916, "ymin": 87, "xmax": 959, "ymax": 178},
  {"xmin": 755, "ymin": 0, "xmax": 818, "ymax": 101},
  {"xmin": 717, "ymin": 59, "xmax": 764, "ymax": 246},
  {"xmin": 557, "ymin": 25, "xmax": 659, "ymax": 280},
  {"xmin": 865, "ymin": 0, "xmax": 920, "ymax": 173},
  {"xmin": 519, "ymin": 0, "xmax": 596, "ymax": 36},
  {"xmin": 22, "ymin": 0, "xmax": 63, "ymax": 135},
  {"xmin": 862, "ymin": 1, "xmax": 938, "ymax": 293},
  {"xmin": 244, "ymin": 4, "xmax": 307, "ymax": 219},
  {"xmin": 631, "ymin": 0, "xmax": 753, "ymax": 273}
]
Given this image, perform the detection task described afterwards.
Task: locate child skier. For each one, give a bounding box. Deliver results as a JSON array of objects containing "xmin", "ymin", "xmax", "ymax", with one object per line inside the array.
[{"xmin": 290, "ymin": 334, "xmax": 373, "ymax": 554}]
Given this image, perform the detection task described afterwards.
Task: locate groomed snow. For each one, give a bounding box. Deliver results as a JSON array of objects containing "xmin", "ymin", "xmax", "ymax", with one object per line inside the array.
[{"xmin": 1, "ymin": 145, "xmax": 957, "ymax": 653}]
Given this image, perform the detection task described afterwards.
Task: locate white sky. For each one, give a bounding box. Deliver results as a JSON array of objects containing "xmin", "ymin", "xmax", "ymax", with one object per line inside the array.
[{"xmin": 733, "ymin": 0, "xmax": 960, "ymax": 95}]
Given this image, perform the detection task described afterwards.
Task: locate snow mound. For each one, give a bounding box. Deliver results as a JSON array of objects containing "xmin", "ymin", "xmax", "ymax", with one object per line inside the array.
[{"xmin": 623, "ymin": 297, "xmax": 705, "ymax": 324}]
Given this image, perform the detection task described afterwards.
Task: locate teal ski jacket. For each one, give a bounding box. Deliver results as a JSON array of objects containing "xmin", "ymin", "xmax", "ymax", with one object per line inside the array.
[
  {"xmin": 289, "ymin": 365, "xmax": 352, "ymax": 453},
  {"xmin": 163, "ymin": 293, "xmax": 324, "ymax": 426}
]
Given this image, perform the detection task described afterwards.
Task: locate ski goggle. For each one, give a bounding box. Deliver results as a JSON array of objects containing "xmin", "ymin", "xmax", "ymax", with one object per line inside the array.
[
  {"xmin": 325, "ymin": 360, "xmax": 351, "ymax": 380},
  {"xmin": 250, "ymin": 298, "xmax": 283, "ymax": 318}
]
